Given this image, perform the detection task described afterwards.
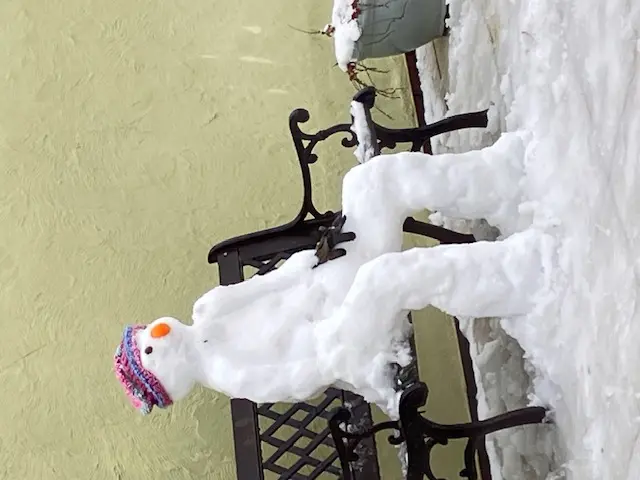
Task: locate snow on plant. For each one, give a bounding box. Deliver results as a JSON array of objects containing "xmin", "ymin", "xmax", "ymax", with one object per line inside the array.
[
  {"xmin": 329, "ymin": 0, "xmax": 402, "ymax": 99},
  {"xmin": 331, "ymin": 0, "xmax": 363, "ymax": 71},
  {"xmin": 113, "ymin": 131, "xmax": 556, "ymax": 420}
]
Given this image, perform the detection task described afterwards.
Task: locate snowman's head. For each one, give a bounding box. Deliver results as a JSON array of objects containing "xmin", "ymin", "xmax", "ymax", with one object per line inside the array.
[{"xmin": 114, "ymin": 317, "xmax": 197, "ymax": 414}]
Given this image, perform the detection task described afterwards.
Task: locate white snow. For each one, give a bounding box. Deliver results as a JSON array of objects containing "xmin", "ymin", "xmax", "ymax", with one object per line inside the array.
[
  {"xmin": 350, "ymin": 100, "xmax": 377, "ymax": 163},
  {"xmin": 417, "ymin": 0, "xmax": 640, "ymax": 478},
  {"xmin": 125, "ymin": 132, "xmax": 556, "ymax": 421},
  {"xmin": 330, "ymin": 0, "xmax": 362, "ymax": 71}
]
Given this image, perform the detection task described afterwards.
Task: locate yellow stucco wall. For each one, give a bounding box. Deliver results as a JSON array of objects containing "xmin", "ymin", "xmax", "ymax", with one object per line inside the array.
[{"xmin": 0, "ymin": 0, "xmax": 470, "ymax": 478}]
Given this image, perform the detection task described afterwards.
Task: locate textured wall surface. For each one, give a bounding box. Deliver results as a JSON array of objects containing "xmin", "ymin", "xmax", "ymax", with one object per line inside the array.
[{"xmin": 0, "ymin": 0, "xmax": 469, "ymax": 478}]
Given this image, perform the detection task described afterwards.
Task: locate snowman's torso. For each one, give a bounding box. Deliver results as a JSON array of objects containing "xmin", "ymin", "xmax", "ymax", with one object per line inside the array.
[{"xmin": 188, "ymin": 251, "xmax": 362, "ymax": 403}]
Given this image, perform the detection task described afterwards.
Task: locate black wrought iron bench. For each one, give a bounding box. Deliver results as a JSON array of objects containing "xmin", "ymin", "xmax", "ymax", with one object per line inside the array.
[{"xmin": 207, "ymin": 88, "xmax": 548, "ymax": 479}]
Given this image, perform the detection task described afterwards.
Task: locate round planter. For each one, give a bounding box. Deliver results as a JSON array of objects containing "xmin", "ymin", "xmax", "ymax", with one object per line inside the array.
[{"xmin": 353, "ymin": 0, "xmax": 447, "ymax": 61}]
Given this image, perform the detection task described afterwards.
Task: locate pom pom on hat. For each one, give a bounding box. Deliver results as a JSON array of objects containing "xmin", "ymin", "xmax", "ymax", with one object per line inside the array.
[{"xmin": 114, "ymin": 324, "xmax": 173, "ymax": 414}]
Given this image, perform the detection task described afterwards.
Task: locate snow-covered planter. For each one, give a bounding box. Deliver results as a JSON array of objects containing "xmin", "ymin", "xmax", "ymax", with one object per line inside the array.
[{"xmin": 330, "ymin": 0, "xmax": 448, "ymax": 72}]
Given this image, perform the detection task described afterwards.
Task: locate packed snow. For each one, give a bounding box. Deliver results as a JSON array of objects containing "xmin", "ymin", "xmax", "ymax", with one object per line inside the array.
[
  {"xmin": 330, "ymin": 0, "xmax": 361, "ymax": 71},
  {"xmin": 350, "ymin": 100, "xmax": 377, "ymax": 163},
  {"xmin": 417, "ymin": 0, "xmax": 640, "ymax": 478},
  {"xmin": 115, "ymin": 130, "xmax": 556, "ymax": 421}
]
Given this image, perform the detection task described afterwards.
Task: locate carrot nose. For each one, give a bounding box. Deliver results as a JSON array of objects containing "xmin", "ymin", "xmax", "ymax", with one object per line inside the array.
[{"xmin": 150, "ymin": 322, "xmax": 171, "ymax": 338}]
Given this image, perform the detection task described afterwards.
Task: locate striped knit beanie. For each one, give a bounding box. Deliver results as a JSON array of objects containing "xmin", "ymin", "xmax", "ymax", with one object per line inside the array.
[{"xmin": 114, "ymin": 325, "xmax": 173, "ymax": 415}]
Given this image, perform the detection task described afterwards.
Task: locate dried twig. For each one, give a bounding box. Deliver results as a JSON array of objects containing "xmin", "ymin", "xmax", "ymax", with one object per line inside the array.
[
  {"xmin": 345, "ymin": 62, "xmax": 405, "ymax": 120},
  {"xmin": 287, "ymin": 24, "xmax": 334, "ymax": 37},
  {"xmin": 347, "ymin": 62, "xmax": 403, "ymax": 99}
]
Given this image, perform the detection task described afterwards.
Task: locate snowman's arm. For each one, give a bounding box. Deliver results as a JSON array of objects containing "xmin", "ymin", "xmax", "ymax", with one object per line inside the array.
[{"xmin": 192, "ymin": 249, "xmax": 318, "ymax": 325}]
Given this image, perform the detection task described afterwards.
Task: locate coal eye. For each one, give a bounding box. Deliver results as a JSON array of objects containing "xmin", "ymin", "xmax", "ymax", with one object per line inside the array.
[{"xmin": 144, "ymin": 346, "xmax": 153, "ymax": 354}]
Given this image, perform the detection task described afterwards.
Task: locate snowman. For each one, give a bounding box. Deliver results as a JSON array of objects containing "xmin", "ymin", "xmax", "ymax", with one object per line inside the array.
[{"xmin": 114, "ymin": 131, "xmax": 554, "ymax": 417}]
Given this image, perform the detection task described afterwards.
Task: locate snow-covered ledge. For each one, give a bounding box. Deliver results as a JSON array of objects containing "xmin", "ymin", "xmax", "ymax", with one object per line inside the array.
[
  {"xmin": 415, "ymin": 4, "xmax": 562, "ymax": 477},
  {"xmin": 330, "ymin": 0, "xmax": 362, "ymax": 72}
]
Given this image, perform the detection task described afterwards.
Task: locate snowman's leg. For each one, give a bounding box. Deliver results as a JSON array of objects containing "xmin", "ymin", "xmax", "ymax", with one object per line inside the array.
[
  {"xmin": 341, "ymin": 132, "xmax": 526, "ymax": 256},
  {"xmin": 315, "ymin": 230, "xmax": 554, "ymax": 415},
  {"xmin": 315, "ymin": 229, "xmax": 553, "ymax": 418},
  {"xmin": 335, "ymin": 229, "xmax": 552, "ymax": 339}
]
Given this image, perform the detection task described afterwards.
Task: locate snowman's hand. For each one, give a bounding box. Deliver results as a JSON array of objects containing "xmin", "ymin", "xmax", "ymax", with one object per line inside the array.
[
  {"xmin": 322, "ymin": 214, "xmax": 357, "ymax": 248},
  {"xmin": 332, "ymin": 229, "xmax": 357, "ymax": 246},
  {"xmin": 314, "ymin": 214, "xmax": 356, "ymax": 267},
  {"xmin": 325, "ymin": 248, "xmax": 347, "ymax": 262}
]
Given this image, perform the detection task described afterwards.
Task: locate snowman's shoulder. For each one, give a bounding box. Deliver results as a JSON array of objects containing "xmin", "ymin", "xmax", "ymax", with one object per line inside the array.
[
  {"xmin": 191, "ymin": 250, "xmax": 318, "ymax": 325},
  {"xmin": 191, "ymin": 283, "xmax": 247, "ymax": 325},
  {"xmin": 191, "ymin": 288, "xmax": 221, "ymax": 325}
]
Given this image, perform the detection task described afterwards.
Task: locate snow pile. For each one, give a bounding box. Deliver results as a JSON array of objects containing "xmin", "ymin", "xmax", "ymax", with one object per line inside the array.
[
  {"xmin": 330, "ymin": 0, "xmax": 361, "ymax": 71},
  {"xmin": 418, "ymin": 0, "xmax": 640, "ymax": 478},
  {"xmin": 350, "ymin": 100, "xmax": 377, "ymax": 163}
]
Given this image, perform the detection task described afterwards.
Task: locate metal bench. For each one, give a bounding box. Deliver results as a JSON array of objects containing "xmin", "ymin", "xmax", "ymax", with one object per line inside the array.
[{"xmin": 207, "ymin": 88, "xmax": 547, "ymax": 479}]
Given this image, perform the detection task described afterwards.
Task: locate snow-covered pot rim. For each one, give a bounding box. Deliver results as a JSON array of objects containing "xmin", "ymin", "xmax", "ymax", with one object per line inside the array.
[{"xmin": 331, "ymin": 0, "xmax": 447, "ymax": 71}]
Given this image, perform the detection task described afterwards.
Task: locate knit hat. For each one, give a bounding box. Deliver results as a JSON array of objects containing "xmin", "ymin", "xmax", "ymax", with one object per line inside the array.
[{"xmin": 114, "ymin": 324, "xmax": 173, "ymax": 415}]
